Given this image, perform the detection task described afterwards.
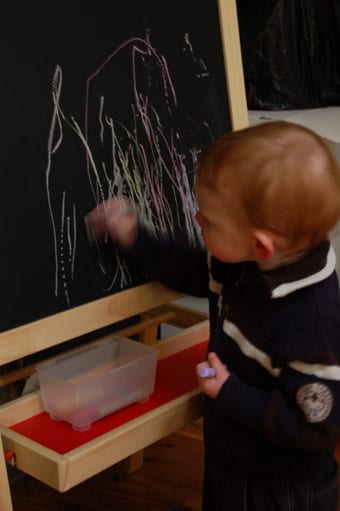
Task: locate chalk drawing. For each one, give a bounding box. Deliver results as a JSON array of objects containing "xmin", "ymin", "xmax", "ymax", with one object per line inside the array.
[{"xmin": 46, "ymin": 32, "xmax": 216, "ymax": 305}]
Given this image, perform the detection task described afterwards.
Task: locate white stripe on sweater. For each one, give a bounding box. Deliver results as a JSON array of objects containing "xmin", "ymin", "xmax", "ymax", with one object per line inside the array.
[
  {"xmin": 271, "ymin": 246, "xmax": 336, "ymax": 298},
  {"xmin": 223, "ymin": 318, "xmax": 340, "ymax": 380}
]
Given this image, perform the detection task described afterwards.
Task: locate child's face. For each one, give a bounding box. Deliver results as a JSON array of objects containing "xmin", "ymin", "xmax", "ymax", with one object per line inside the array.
[{"xmin": 195, "ymin": 182, "xmax": 255, "ymax": 263}]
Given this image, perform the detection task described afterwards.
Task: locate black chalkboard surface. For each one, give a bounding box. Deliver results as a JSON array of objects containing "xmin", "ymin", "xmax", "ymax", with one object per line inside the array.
[{"xmin": 0, "ymin": 1, "xmax": 231, "ymax": 331}]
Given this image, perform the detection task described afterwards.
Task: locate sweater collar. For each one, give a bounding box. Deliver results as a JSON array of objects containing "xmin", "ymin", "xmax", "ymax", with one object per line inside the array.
[{"xmin": 258, "ymin": 241, "xmax": 336, "ymax": 298}]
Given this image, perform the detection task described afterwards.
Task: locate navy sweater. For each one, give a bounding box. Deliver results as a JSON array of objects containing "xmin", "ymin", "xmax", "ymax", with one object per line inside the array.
[{"xmin": 124, "ymin": 229, "xmax": 340, "ymax": 477}]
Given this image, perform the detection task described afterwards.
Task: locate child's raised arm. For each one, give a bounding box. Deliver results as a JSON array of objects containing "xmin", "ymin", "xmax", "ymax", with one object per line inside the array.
[{"xmin": 86, "ymin": 198, "xmax": 138, "ymax": 249}]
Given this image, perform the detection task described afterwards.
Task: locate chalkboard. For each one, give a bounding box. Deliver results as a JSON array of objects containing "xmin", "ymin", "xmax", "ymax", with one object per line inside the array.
[{"xmin": 0, "ymin": 1, "xmax": 239, "ymax": 332}]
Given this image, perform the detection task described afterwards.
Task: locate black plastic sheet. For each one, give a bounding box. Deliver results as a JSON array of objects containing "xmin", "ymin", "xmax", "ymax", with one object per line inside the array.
[{"xmin": 237, "ymin": 0, "xmax": 340, "ymax": 109}]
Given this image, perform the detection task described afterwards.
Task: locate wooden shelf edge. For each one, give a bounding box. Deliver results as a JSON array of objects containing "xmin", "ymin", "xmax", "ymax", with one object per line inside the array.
[
  {"xmin": 62, "ymin": 389, "xmax": 202, "ymax": 491},
  {"xmin": 0, "ymin": 283, "xmax": 184, "ymax": 365}
]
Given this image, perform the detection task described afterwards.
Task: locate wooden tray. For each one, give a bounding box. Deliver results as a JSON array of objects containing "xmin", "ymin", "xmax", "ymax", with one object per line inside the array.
[{"xmin": 0, "ymin": 324, "xmax": 208, "ymax": 492}]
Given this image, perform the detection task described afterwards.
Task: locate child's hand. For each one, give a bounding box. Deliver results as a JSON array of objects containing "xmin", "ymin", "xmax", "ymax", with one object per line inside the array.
[
  {"xmin": 86, "ymin": 198, "xmax": 138, "ymax": 249},
  {"xmin": 196, "ymin": 352, "xmax": 230, "ymax": 399}
]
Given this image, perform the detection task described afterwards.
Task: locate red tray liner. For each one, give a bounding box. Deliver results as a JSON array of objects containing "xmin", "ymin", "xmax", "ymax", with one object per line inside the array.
[{"xmin": 11, "ymin": 340, "xmax": 208, "ymax": 454}]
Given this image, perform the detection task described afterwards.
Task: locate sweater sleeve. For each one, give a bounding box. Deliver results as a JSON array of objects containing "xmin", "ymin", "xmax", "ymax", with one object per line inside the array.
[
  {"xmin": 214, "ymin": 350, "xmax": 340, "ymax": 452},
  {"xmin": 121, "ymin": 225, "xmax": 209, "ymax": 297}
]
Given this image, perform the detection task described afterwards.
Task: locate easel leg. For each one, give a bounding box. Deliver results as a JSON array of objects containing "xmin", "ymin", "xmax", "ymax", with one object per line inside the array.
[
  {"xmin": 0, "ymin": 435, "xmax": 13, "ymax": 510},
  {"xmin": 124, "ymin": 449, "xmax": 144, "ymax": 473}
]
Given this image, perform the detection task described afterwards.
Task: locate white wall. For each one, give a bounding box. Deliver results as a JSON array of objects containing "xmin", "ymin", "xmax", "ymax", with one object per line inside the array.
[{"xmin": 327, "ymin": 139, "xmax": 340, "ymax": 276}]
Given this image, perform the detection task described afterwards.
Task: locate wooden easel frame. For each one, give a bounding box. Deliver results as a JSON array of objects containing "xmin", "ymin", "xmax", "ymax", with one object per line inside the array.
[
  {"xmin": 0, "ymin": 285, "xmax": 209, "ymax": 510},
  {"xmin": 0, "ymin": 1, "xmax": 248, "ymax": 508}
]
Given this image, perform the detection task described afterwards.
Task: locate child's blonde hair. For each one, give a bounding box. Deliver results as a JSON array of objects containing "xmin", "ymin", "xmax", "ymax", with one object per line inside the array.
[{"xmin": 196, "ymin": 121, "xmax": 340, "ymax": 249}]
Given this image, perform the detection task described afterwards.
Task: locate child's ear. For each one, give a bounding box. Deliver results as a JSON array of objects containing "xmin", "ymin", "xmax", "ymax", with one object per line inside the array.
[{"xmin": 252, "ymin": 231, "xmax": 275, "ymax": 260}]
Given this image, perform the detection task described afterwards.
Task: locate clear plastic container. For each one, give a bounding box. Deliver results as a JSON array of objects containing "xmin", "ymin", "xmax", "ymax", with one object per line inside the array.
[{"xmin": 36, "ymin": 336, "xmax": 158, "ymax": 431}]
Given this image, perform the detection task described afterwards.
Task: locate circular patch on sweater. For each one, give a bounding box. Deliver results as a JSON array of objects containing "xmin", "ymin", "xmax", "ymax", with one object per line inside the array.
[{"xmin": 296, "ymin": 383, "xmax": 333, "ymax": 423}]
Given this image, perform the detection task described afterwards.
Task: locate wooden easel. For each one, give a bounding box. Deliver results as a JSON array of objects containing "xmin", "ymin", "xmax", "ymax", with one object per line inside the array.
[
  {"xmin": 0, "ymin": 284, "xmax": 210, "ymax": 509},
  {"xmin": 0, "ymin": 1, "xmax": 248, "ymax": 508}
]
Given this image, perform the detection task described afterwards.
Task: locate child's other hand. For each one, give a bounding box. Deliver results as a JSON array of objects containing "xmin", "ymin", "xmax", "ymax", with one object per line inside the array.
[
  {"xmin": 196, "ymin": 352, "xmax": 230, "ymax": 399},
  {"xmin": 86, "ymin": 198, "xmax": 138, "ymax": 249}
]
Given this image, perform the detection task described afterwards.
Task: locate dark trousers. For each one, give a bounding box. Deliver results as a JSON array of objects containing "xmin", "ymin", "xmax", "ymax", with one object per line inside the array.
[{"xmin": 203, "ymin": 461, "xmax": 339, "ymax": 511}]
